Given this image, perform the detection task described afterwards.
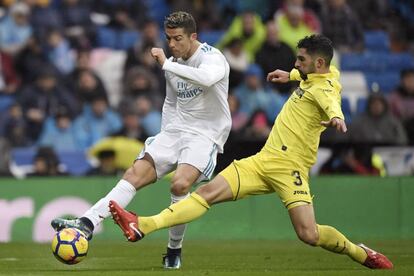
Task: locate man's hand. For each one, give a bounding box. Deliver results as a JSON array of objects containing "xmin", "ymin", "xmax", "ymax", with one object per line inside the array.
[
  {"xmin": 267, "ymin": 69, "xmax": 290, "ymax": 83},
  {"xmin": 320, "ymin": 117, "xmax": 347, "ymax": 133},
  {"xmin": 151, "ymin": 48, "xmax": 167, "ymax": 66}
]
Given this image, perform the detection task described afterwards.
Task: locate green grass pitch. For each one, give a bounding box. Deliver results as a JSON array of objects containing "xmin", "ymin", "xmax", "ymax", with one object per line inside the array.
[{"xmin": 1, "ymin": 240, "xmax": 413, "ymax": 275}]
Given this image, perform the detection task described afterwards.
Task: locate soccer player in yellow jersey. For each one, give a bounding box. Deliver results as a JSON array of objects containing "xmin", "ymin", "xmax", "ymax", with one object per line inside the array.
[{"xmin": 109, "ymin": 35, "xmax": 393, "ymax": 269}]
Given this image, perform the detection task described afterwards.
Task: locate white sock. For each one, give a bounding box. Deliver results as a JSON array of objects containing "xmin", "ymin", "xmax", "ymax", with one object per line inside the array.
[
  {"xmin": 83, "ymin": 179, "xmax": 136, "ymax": 228},
  {"xmin": 168, "ymin": 193, "xmax": 190, "ymax": 249}
]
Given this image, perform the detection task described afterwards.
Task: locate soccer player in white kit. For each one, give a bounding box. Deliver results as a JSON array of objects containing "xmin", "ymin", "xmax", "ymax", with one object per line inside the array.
[{"xmin": 51, "ymin": 11, "xmax": 231, "ymax": 269}]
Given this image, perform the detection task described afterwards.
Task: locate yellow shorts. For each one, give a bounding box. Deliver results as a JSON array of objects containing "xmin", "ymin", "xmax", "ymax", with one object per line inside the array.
[{"xmin": 219, "ymin": 150, "xmax": 312, "ymax": 210}]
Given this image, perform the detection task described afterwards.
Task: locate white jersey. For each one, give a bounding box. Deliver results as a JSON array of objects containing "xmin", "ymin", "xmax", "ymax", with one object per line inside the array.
[{"xmin": 161, "ymin": 42, "xmax": 231, "ymax": 153}]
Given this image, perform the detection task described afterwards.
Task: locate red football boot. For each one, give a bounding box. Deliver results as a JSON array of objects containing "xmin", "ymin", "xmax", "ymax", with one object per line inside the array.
[
  {"xmin": 358, "ymin": 244, "xmax": 393, "ymax": 269},
  {"xmin": 109, "ymin": 200, "xmax": 144, "ymax": 242}
]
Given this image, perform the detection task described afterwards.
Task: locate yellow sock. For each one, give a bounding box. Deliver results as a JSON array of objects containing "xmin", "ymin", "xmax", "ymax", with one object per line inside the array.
[
  {"xmin": 317, "ymin": 225, "xmax": 367, "ymax": 264},
  {"xmin": 139, "ymin": 192, "xmax": 210, "ymax": 235}
]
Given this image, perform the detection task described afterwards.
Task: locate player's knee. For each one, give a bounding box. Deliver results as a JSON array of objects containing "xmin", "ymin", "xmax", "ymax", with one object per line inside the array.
[
  {"xmin": 123, "ymin": 166, "xmax": 152, "ymax": 189},
  {"xmin": 195, "ymin": 184, "xmax": 215, "ymax": 204},
  {"xmin": 170, "ymin": 178, "xmax": 192, "ymax": 196},
  {"xmin": 296, "ymin": 227, "xmax": 319, "ymax": 246},
  {"xmin": 123, "ymin": 167, "xmax": 139, "ymax": 185}
]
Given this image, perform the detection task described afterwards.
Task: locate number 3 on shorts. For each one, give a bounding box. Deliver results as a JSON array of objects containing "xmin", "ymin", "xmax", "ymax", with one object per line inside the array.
[{"xmin": 292, "ymin": 170, "xmax": 302, "ymax": 186}]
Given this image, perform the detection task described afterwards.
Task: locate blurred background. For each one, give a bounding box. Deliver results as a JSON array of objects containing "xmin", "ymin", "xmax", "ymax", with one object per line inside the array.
[
  {"xmin": 0, "ymin": 0, "xmax": 414, "ymax": 248},
  {"xmin": 0, "ymin": 0, "xmax": 413, "ymax": 178}
]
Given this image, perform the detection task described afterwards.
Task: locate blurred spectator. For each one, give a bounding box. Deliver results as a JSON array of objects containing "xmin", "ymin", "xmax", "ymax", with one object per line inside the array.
[
  {"xmin": 14, "ymin": 35, "xmax": 51, "ymax": 83},
  {"xmin": 73, "ymin": 96, "xmax": 122, "ymax": 149},
  {"xmin": 0, "ymin": 2, "xmax": 32, "ymax": 56},
  {"xmin": 274, "ymin": 0, "xmax": 320, "ymax": 52},
  {"xmin": 87, "ymin": 149, "xmax": 123, "ymax": 176},
  {"xmin": 19, "ymin": 67, "xmax": 79, "ymax": 141},
  {"xmin": 133, "ymin": 96, "xmax": 162, "ymax": 137},
  {"xmin": 29, "ymin": 0, "xmax": 62, "ymax": 41},
  {"xmin": 113, "ymin": 107, "xmax": 148, "ymax": 142},
  {"xmin": 217, "ymin": 11, "xmax": 266, "ymax": 62},
  {"xmin": 0, "ymin": 138, "xmax": 12, "ymax": 176},
  {"xmin": 37, "ymin": 108, "xmax": 81, "ymax": 151},
  {"xmin": 389, "ymin": 69, "xmax": 414, "ymax": 122},
  {"xmin": 125, "ymin": 45, "xmax": 165, "ymax": 91},
  {"xmin": 222, "ymin": 38, "xmax": 249, "ymax": 89},
  {"xmin": 57, "ymin": 0, "xmax": 95, "ymax": 48},
  {"xmin": 125, "ymin": 20, "xmax": 164, "ymax": 69},
  {"xmin": 67, "ymin": 49, "xmax": 106, "ymax": 92},
  {"xmin": 234, "ymin": 64, "xmax": 284, "ymax": 123},
  {"xmin": 228, "ymin": 94, "xmax": 249, "ymax": 134},
  {"xmin": 88, "ymin": 136, "xmax": 143, "ymax": 170},
  {"xmin": 320, "ymin": 145, "xmax": 386, "ymax": 176},
  {"xmin": 45, "ymin": 29, "xmax": 75, "ymax": 75},
  {"xmin": 124, "ymin": 20, "xmax": 165, "ymax": 88},
  {"xmin": 2, "ymin": 103, "xmax": 30, "ymax": 147},
  {"xmin": 389, "ymin": 69, "xmax": 414, "ymax": 144},
  {"xmin": 26, "ymin": 146, "xmax": 68, "ymax": 176},
  {"xmin": 320, "ymin": 0, "xmax": 364, "ymax": 53},
  {"xmin": 244, "ymin": 110, "xmax": 272, "ymax": 139},
  {"xmin": 350, "ymin": 93, "xmax": 408, "ymax": 146},
  {"xmin": 121, "ymin": 66, "xmax": 163, "ymax": 110},
  {"xmin": 73, "ymin": 69, "xmax": 108, "ymax": 107},
  {"xmin": 0, "ymin": 51, "xmax": 20, "ymax": 95},
  {"xmin": 255, "ymin": 21, "xmax": 296, "ymax": 93},
  {"xmin": 168, "ymin": 0, "xmax": 222, "ymax": 31},
  {"xmin": 347, "ymin": 0, "xmax": 388, "ymax": 30},
  {"xmin": 92, "ymin": 0, "xmax": 148, "ymax": 30}
]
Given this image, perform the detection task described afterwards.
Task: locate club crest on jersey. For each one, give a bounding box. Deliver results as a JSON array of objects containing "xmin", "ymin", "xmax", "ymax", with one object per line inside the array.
[
  {"xmin": 294, "ymin": 87, "xmax": 305, "ymax": 99},
  {"xmin": 177, "ymin": 81, "xmax": 203, "ymax": 99}
]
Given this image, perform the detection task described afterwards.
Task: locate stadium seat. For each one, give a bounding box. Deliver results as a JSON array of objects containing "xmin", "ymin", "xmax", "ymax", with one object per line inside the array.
[
  {"xmin": 199, "ymin": 30, "xmax": 225, "ymax": 46},
  {"xmin": 364, "ymin": 31, "xmax": 390, "ymax": 52},
  {"xmin": 340, "ymin": 72, "xmax": 368, "ymax": 113},
  {"xmin": 341, "ymin": 52, "xmax": 402, "ymax": 72},
  {"xmin": 387, "ymin": 52, "xmax": 414, "ymax": 71},
  {"xmin": 142, "ymin": 0, "xmax": 170, "ymax": 26},
  {"xmin": 341, "ymin": 97, "xmax": 352, "ymax": 122},
  {"xmin": 119, "ymin": 30, "xmax": 141, "ymax": 50},
  {"xmin": 340, "ymin": 53, "xmax": 365, "ymax": 71},
  {"xmin": 0, "ymin": 95, "xmax": 15, "ymax": 112},
  {"xmin": 97, "ymin": 27, "xmax": 118, "ymax": 49},
  {"xmin": 364, "ymin": 72, "xmax": 400, "ymax": 94},
  {"xmin": 356, "ymin": 97, "xmax": 368, "ymax": 114}
]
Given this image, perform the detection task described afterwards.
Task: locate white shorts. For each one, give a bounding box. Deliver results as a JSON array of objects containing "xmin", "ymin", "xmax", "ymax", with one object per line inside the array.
[{"xmin": 137, "ymin": 130, "xmax": 219, "ymax": 181}]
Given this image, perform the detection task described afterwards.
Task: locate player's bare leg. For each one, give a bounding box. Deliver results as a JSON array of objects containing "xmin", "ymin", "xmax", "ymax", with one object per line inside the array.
[
  {"xmin": 51, "ymin": 154, "xmax": 157, "ymax": 239},
  {"xmin": 288, "ymin": 204, "xmax": 393, "ymax": 269}
]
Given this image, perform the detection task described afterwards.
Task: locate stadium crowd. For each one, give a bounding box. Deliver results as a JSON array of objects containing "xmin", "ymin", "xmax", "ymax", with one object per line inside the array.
[{"xmin": 0, "ymin": 0, "xmax": 414, "ymax": 177}]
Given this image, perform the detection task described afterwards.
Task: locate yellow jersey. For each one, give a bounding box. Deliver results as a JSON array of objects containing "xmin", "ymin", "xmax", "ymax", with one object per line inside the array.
[{"xmin": 262, "ymin": 66, "xmax": 344, "ymax": 168}]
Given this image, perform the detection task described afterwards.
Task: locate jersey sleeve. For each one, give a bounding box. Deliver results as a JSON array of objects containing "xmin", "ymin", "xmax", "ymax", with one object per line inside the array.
[
  {"xmin": 162, "ymin": 52, "xmax": 226, "ymax": 87},
  {"xmin": 313, "ymin": 88, "xmax": 344, "ymax": 120},
  {"xmin": 289, "ymin": 69, "xmax": 302, "ymax": 81}
]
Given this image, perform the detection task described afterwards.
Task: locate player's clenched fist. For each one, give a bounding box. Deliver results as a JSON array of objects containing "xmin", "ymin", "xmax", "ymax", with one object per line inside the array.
[
  {"xmin": 267, "ymin": 69, "xmax": 290, "ymax": 83},
  {"xmin": 151, "ymin": 48, "xmax": 166, "ymax": 66}
]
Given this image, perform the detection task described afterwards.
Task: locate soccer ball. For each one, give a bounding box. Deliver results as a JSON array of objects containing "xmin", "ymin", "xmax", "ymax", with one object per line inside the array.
[{"xmin": 51, "ymin": 228, "xmax": 89, "ymax": 265}]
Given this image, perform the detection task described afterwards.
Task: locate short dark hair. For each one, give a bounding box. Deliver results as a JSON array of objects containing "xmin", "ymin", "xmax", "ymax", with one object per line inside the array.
[
  {"xmin": 297, "ymin": 34, "xmax": 334, "ymax": 66},
  {"xmin": 164, "ymin": 11, "xmax": 196, "ymax": 35},
  {"xmin": 400, "ymin": 68, "xmax": 414, "ymax": 79}
]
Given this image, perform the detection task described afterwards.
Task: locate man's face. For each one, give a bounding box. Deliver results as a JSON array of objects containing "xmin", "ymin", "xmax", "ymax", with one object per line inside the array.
[
  {"xmin": 369, "ymin": 98, "xmax": 385, "ymax": 117},
  {"xmin": 295, "ymin": 48, "xmax": 316, "ymax": 77},
  {"xmin": 402, "ymin": 73, "xmax": 414, "ymax": 94},
  {"xmin": 242, "ymin": 13, "xmax": 255, "ymax": 35},
  {"xmin": 165, "ymin": 27, "xmax": 195, "ymax": 58}
]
